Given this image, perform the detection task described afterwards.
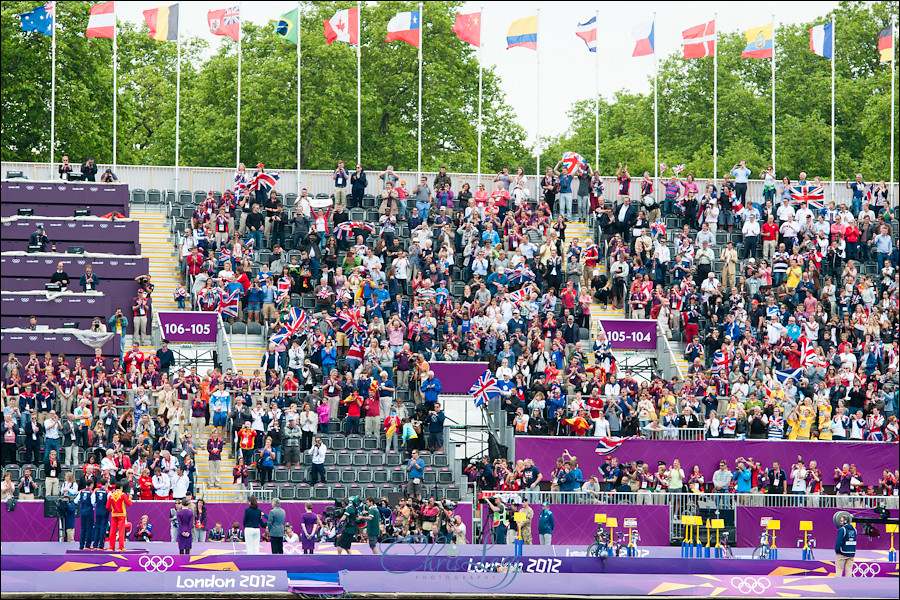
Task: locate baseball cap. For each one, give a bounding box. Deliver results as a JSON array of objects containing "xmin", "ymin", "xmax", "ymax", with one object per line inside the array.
[{"xmin": 542, "ymin": 501, "xmax": 550, "ymax": 507}]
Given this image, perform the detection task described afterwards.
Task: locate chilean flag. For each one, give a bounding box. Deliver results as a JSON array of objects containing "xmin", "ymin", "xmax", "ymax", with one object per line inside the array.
[
  {"xmin": 575, "ymin": 16, "xmax": 597, "ymax": 53},
  {"xmin": 809, "ymin": 23, "xmax": 834, "ymax": 59},
  {"xmin": 386, "ymin": 10, "xmax": 420, "ymax": 47},
  {"xmin": 682, "ymin": 19, "xmax": 715, "ymax": 59},
  {"xmin": 632, "ymin": 19, "xmax": 655, "ymax": 57}
]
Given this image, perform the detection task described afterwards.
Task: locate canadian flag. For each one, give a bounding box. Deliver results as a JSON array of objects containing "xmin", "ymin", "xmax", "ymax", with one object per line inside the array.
[
  {"xmin": 682, "ymin": 19, "xmax": 715, "ymax": 59},
  {"xmin": 324, "ymin": 7, "xmax": 359, "ymax": 45},
  {"xmin": 86, "ymin": 1, "xmax": 115, "ymax": 39}
]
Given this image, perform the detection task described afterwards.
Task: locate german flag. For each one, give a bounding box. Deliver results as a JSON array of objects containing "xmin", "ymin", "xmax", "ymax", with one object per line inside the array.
[
  {"xmin": 878, "ymin": 24, "xmax": 894, "ymax": 64},
  {"xmin": 143, "ymin": 4, "xmax": 179, "ymax": 41}
]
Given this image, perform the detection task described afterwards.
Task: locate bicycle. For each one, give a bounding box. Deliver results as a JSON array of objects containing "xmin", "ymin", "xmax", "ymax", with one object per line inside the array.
[
  {"xmin": 752, "ymin": 531, "xmax": 775, "ymax": 560},
  {"xmin": 717, "ymin": 531, "xmax": 734, "ymax": 559},
  {"xmin": 797, "ymin": 536, "xmax": 816, "ymax": 560},
  {"xmin": 587, "ymin": 524, "xmax": 610, "ymax": 557}
]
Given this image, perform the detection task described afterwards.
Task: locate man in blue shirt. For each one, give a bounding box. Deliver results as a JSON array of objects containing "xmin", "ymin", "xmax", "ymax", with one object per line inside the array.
[
  {"xmin": 92, "ymin": 480, "xmax": 110, "ymax": 550},
  {"xmin": 421, "ymin": 372, "xmax": 442, "ymax": 410},
  {"xmin": 845, "ymin": 173, "xmax": 866, "ymax": 216},
  {"xmin": 730, "ymin": 160, "xmax": 751, "ymax": 212},
  {"xmin": 77, "ymin": 485, "xmax": 95, "ymax": 549},
  {"xmin": 406, "ymin": 449, "xmax": 425, "ymax": 500},
  {"xmin": 834, "ymin": 513, "xmax": 857, "ymax": 577},
  {"xmin": 486, "ymin": 267, "xmax": 509, "ymax": 296},
  {"xmin": 427, "ymin": 402, "xmax": 446, "ymax": 452}
]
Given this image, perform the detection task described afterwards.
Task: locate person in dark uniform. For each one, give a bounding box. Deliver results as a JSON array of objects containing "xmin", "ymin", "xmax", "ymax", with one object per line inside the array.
[
  {"xmin": 91, "ymin": 479, "xmax": 110, "ymax": 550},
  {"xmin": 834, "ymin": 513, "xmax": 857, "ymax": 577},
  {"xmin": 335, "ymin": 497, "xmax": 360, "ymax": 555},
  {"xmin": 77, "ymin": 484, "xmax": 95, "ymax": 549},
  {"xmin": 29, "ymin": 224, "xmax": 49, "ymax": 252},
  {"xmin": 81, "ymin": 157, "xmax": 98, "ymax": 182}
]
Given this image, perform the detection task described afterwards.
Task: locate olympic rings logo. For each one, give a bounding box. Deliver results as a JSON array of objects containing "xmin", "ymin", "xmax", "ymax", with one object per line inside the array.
[
  {"xmin": 852, "ymin": 563, "xmax": 881, "ymax": 577},
  {"xmin": 284, "ymin": 544, "xmax": 305, "ymax": 554},
  {"xmin": 730, "ymin": 577, "xmax": 771, "ymax": 594},
  {"xmin": 138, "ymin": 555, "xmax": 175, "ymax": 572}
]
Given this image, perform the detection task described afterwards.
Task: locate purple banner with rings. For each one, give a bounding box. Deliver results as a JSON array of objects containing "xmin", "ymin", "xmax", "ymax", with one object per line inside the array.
[
  {"xmin": 736, "ymin": 506, "xmax": 895, "ymax": 550},
  {"xmin": 597, "ymin": 319, "xmax": 657, "ymax": 351},
  {"xmin": 156, "ymin": 311, "xmax": 218, "ymax": 343}
]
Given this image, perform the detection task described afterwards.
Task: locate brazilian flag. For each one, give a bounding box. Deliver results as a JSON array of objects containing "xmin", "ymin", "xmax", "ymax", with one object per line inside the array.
[{"xmin": 276, "ymin": 8, "xmax": 298, "ymax": 44}]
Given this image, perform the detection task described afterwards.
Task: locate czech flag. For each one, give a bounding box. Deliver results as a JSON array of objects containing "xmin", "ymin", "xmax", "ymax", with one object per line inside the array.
[
  {"xmin": 507, "ymin": 15, "xmax": 537, "ymax": 51},
  {"xmin": 386, "ymin": 10, "xmax": 420, "ymax": 47},
  {"xmin": 575, "ymin": 16, "xmax": 597, "ymax": 53},
  {"xmin": 741, "ymin": 22, "xmax": 773, "ymax": 59},
  {"xmin": 632, "ymin": 19, "xmax": 655, "ymax": 57},
  {"xmin": 809, "ymin": 23, "xmax": 834, "ymax": 59}
]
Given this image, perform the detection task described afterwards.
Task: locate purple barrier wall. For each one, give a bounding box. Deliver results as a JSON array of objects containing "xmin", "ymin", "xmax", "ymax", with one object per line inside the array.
[
  {"xmin": 0, "ymin": 293, "xmax": 112, "ymax": 329},
  {"xmin": 1, "ymin": 218, "xmax": 140, "ymax": 255},
  {"xmin": 736, "ymin": 506, "xmax": 894, "ymax": 550},
  {"xmin": 1, "ymin": 254, "xmax": 149, "ymax": 281},
  {"xmin": 430, "ymin": 362, "xmax": 488, "ymax": 395},
  {"xmin": 4, "ymin": 279, "xmax": 142, "ymax": 309},
  {"xmin": 0, "ymin": 500, "xmax": 474, "ymax": 544},
  {"xmin": 0, "ymin": 330, "xmax": 121, "ymax": 370},
  {"xmin": 507, "ymin": 504, "xmax": 670, "ymax": 546},
  {"xmin": 514, "ymin": 438, "xmax": 899, "ymax": 487},
  {"xmin": 1, "ymin": 182, "xmax": 129, "ymax": 218}
]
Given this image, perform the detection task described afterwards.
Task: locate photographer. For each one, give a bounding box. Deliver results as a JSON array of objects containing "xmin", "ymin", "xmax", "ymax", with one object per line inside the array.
[
  {"xmin": 100, "ymin": 168, "xmax": 118, "ymax": 183},
  {"xmin": 419, "ymin": 496, "xmax": 440, "ymax": 542},
  {"xmin": 81, "ymin": 157, "xmax": 98, "ymax": 182},
  {"xmin": 485, "ymin": 495, "xmax": 508, "ymax": 545},
  {"xmin": 58, "ymin": 156, "xmax": 73, "ymax": 180}
]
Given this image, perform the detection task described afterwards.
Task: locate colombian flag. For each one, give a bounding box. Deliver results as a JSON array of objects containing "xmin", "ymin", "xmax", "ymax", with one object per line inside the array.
[
  {"xmin": 143, "ymin": 3, "xmax": 179, "ymax": 41},
  {"xmin": 741, "ymin": 22, "xmax": 773, "ymax": 58},
  {"xmin": 507, "ymin": 15, "xmax": 537, "ymax": 51}
]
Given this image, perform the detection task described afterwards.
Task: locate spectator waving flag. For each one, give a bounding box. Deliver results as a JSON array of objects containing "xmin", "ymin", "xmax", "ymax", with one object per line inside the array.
[
  {"xmin": 469, "ymin": 370, "xmax": 501, "ymax": 408},
  {"xmin": 659, "ymin": 162, "xmax": 667, "ymax": 173},
  {"xmin": 790, "ymin": 184, "xmax": 825, "ymax": 209},
  {"xmin": 594, "ymin": 436, "xmax": 638, "ymax": 455},
  {"xmin": 508, "ymin": 264, "xmax": 536, "ymax": 285},
  {"xmin": 269, "ymin": 325, "xmax": 291, "ymax": 347},
  {"xmin": 218, "ymin": 288, "xmax": 240, "ymax": 318},
  {"xmin": 249, "ymin": 169, "xmax": 280, "ymax": 194},
  {"xmin": 575, "ymin": 16, "xmax": 597, "ymax": 52},
  {"xmin": 672, "ymin": 164, "xmax": 686, "ymax": 175},
  {"xmin": 335, "ymin": 221, "xmax": 374, "ymax": 240},
  {"xmin": 650, "ymin": 219, "xmax": 667, "ymax": 237},
  {"xmin": 284, "ymin": 307, "xmax": 309, "ymax": 335},
  {"xmin": 334, "ymin": 307, "xmax": 366, "ymax": 334},
  {"xmin": 275, "ymin": 279, "xmax": 291, "ymax": 305},
  {"xmin": 560, "ymin": 151, "xmax": 588, "ymax": 176},
  {"xmin": 711, "ymin": 349, "xmax": 730, "ymax": 375},
  {"xmin": 507, "ymin": 288, "xmax": 529, "ymax": 306},
  {"xmin": 800, "ymin": 338, "xmax": 817, "ymax": 370},
  {"xmin": 775, "ymin": 368, "xmax": 803, "ymax": 384}
]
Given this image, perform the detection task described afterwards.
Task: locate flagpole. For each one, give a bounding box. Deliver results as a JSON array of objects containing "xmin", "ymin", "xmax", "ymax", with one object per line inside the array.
[
  {"xmin": 50, "ymin": 3, "xmax": 56, "ymax": 178},
  {"xmin": 236, "ymin": 1, "xmax": 242, "ymax": 169},
  {"xmin": 536, "ymin": 8, "xmax": 541, "ymax": 183},
  {"xmin": 113, "ymin": 14, "xmax": 118, "ymax": 172},
  {"xmin": 771, "ymin": 14, "xmax": 776, "ymax": 174},
  {"xmin": 830, "ymin": 14, "xmax": 835, "ymax": 206},
  {"xmin": 594, "ymin": 9, "xmax": 599, "ymax": 171},
  {"xmin": 713, "ymin": 12, "xmax": 717, "ymax": 180},
  {"xmin": 891, "ymin": 15, "xmax": 896, "ymax": 210},
  {"xmin": 476, "ymin": 7, "xmax": 483, "ymax": 189},
  {"xmin": 416, "ymin": 2, "xmax": 423, "ymax": 183},
  {"xmin": 297, "ymin": 0, "xmax": 303, "ymax": 193},
  {"xmin": 356, "ymin": 0, "xmax": 361, "ymax": 166},
  {"xmin": 175, "ymin": 28, "xmax": 181, "ymax": 194},
  {"xmin": 653, "ymin": 11, "xmax": 658, "ymax": 205}
]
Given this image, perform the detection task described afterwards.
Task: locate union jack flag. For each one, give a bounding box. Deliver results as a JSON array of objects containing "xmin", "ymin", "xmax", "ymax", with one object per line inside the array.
[
  {"xmin": 507, "ymin": 289, "xmax": 529, "ymax": 306},
  {"xmin": 234, "ymin": 172, "xmax": 247, "ymax": 195},
  {"xmin": 650, "ymin": 219, "xmax": 667, "ymax": 237},
  {"xmin": 800, "ymin": 338, "xmax": 817, "ymax": 371},
  {"xmin": 284, "ymin": 307, "xmax": 309, "ymax": 335},
  {"xmin": 218, "ymin": 289, "xmax": 240, "ymax": 318},
  {"xmin": 559, "ymin": 151, "xmax": 589, "ymax": 176},
  {"xmin": 270, "ymin": 325, "xmax": 291, "ymax": 347},
  {"xmin": 248, "ymin": 171, "xmax": 280, "ymax": 193},
  {"xmin": 223, "ymin": 6, "xmax": 240, "ymax": 25},
  {"xmin": 316, "ymin": 287, "xmax": 331, "ymax": 300},
  {"xmin": 244, "ymin": 237, "xmax": 255, "ymax": 261},
  {"xmin": 583, "ymin": 244, "xmax": 600, "ymax": 263},
  {"xmin": 711, "ymin": 349, "xmax": 730, "ymax": 375},
  {"xmin": 435, "ymin": 288, "xmax": 450, "ymax": 307},
  {"xmin": 275, "ymin": 278, "xmax": 292, "ymax": 305},
  {"xmin": 507, "ymin": 264, "xmax": 536, "ymax": 285},
  {"xmin": 469, "ymin": 370, "xmax": 501, "ymax": 408},
  {"xmin": 672, "ymin": 164, "xmax": 686, "ymax": 175},
  {"xmin": 594, "ymin": 435, "xmax": 639, "ymax": 455},
  {"xmin": 346, "ymin": 340, "xmax": 365, "ymax": 362},
  {"xmin": 790, "ymin": 185, "xmax": 825, "ymax": 210},
  {"xmin": 334, "ymin": 221, "xmax": 374, "ymax": 240},
  {"xmin": 219, "ymin": 247, "xmax": 231, "ymax": 264},
  {"xmin": 659, "ymin": 163, "xmax": 667, "ymax": 172},
  {"xmin": 334, "ymin": 307, "xmax": 366, "ymax": 333}
]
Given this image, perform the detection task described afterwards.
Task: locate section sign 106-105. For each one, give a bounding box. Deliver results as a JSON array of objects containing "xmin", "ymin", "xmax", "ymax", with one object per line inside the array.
[
  {"xmin": 156, "ymin": 311, "xmax": 218, "ymax": 343},
  {"xmin": 597, "ymin": 319, "xmax": 657, "ymax": 351}
]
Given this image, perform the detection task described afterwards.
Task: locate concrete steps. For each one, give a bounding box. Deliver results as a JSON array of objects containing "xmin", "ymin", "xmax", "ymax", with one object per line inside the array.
[
  {"xmin": 230, "ymin": 345, "xmax": 266, "ymax": 377},
  {"xmin": 131, "ymin": 210, "xmax": 180, "ymax": 314},
  {"xmin": 193, "ymin": 425, "xmax": 238, "ymax": 490}
]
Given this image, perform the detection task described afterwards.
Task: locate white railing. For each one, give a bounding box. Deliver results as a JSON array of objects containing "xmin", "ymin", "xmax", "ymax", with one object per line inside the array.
[
  {"xmin": 195, "ymin": 484, "xmax": 273, "ymax": 503},
  {"xmin": 4, "ymin": 161, "xmax": 896, "ymax": 208},
  {"xmin": 641, "ymin": 426, "xmax": 707, "ymax": 441}
]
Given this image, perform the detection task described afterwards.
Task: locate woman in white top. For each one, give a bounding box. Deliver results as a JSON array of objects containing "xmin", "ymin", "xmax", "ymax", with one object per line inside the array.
[
  {"xmin": 706, "ymin": 411, "xmax": 722, "ymax": 439},
  {"xmin": 152, "ymin": 467, "xmax": 171, "ymax": 499}
]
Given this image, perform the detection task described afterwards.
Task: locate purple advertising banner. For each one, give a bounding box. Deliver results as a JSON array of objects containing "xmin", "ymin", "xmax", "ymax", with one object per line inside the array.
[
  {"xmin": 1, "ymin": 330, "xmax": 120, "ymax": 371},
  {"xmin": 598, "ymin": 319, "xmax": 657, "ymax": 351},
  {"xmin": 1, "ymin": 181, "xmax": 130, "ymax": 218},
  {"xmin": 513, "ymin": 504, "xmax": 670, "ymax": 547},
  {"xmin": 430, "ymin": 362, "xmax": 489, "ymax": 395},
  {"xmin": 156, "ymin": 311, "xmax": 218, "ymax": 343},
  {"xmin": 515, "ymin": 438, "xmax": 900, "ymax": 493},
  {"xmin": 1, "ymin": 571, "xmax": 289, "ymax": 594},
  {"xmin": 736, "ymin": 506, "xmax": 894, "ymax": 550}
]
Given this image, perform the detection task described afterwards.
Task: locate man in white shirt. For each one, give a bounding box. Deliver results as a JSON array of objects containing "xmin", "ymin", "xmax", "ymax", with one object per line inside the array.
[
  {"xmin": 171, "ymin": 466, "xmax": 190, "ymax": 500},
  {"xmin": 790, "ymin": 461, "xmax": 808, "ymax": 498},
  {"xmin": 776, "ymin": 198, "xmax": 795, "ymax": 222},
  {"xmin": 795, "ymin": 204, "xmax": 813, "ymax": 226},
  {"xmin": 306, "ymin": 436, "xmax": 328, "ymax": 485},
  {"xmin": 741, "ymin": 213, "xmax": 760, "ymax": 260},
  {"xmin": 603, "ymin": 376, "xmax": 621, "ymax": 401},
  {"xmin": 100, "ymin": 449, "xmax": 117, "ymax": 478},
  {"xmin": 766, "ymin": 316, "xmax": 784, "ymax": 345}
]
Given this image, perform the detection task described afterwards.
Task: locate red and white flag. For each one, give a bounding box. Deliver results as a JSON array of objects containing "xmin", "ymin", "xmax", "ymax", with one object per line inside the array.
[
  {"xmin": 208, "ymin": 5, "xmax": 240, "ymax": 42},
  {"xmin": 682, "ymin": 19, "xmax": 715, "ymax": 59},
  {"xmin": 324, "ymin": 7, "xmax": 359, "ymax": 45},
  {"xmin": 86, "ymin": 1, "xmax": 115, "ymax": 38}
]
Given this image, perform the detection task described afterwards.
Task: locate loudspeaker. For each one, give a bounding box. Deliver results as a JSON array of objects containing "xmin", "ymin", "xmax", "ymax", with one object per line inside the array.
[
  {"xmin": 487, "ymin": 433, "xmax": 508, "ymax": 461},
  {"xmin": 43, "ymin": 497, "xmax": 60, "ymax": 519}
]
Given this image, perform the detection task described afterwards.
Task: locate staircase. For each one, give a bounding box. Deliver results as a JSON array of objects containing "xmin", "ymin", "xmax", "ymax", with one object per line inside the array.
[
  {"xmin": 193, "ymin": 424, "xmax": 238, "ymax": 491},
  {"xmin": 230, "ymin": 342, "xmax": 265, "ymax": 377}
]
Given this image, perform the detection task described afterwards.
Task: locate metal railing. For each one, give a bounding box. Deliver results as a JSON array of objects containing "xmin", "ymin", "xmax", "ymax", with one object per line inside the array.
[
  {"xmin": 195, "ymin": 484, "xmax": 274, "ymax": 503},
  {"xmin": 5, "ymin": 161, "xmax": 895, "ymax": 208},
  {"xmin": 641, "ymin": 426, "xmax": 707, "ymax": 441}
]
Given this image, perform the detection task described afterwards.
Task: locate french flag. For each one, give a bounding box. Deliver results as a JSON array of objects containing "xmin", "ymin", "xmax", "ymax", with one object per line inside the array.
[
  {"xmin": 809, "ymin": 23, "xmax": 833, "ymax": 59},
  {"xmin": 386, "ymin": 10, "xmax": 420, "ymax": 47},
  {"xmin": 575, "ymin": 16, "xmax": 597, "ymax": 53},
  {"xmin": 632, "ymin": 19, "xmax": 654, "ymax": 57}
]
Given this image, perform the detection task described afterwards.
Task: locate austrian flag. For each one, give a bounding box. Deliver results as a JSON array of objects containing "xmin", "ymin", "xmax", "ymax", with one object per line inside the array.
[{"xmin": 86, "ymin": 1, "xmax": 115, "ymax": 38}]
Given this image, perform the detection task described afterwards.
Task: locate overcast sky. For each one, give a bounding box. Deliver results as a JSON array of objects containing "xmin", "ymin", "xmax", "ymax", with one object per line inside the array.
[{"xmin": 115, "ymin": 1, "xmax": 840, "ymax": 148}]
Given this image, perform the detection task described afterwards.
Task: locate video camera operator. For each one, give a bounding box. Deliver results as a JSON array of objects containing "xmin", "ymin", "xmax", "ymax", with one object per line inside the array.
[
  {"xmin": 484, "ymin": 494, "xmax": 508, "ymax": 544},
  {"xmin": 335, "ymin": 497, "xmax": 361, "ymax": 555}
]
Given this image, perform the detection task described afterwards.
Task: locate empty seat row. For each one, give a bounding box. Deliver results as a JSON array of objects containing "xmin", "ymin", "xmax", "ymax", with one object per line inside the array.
[{"xmin": 254, "ymin": 482, "xmax": 462, "ymax": 502}]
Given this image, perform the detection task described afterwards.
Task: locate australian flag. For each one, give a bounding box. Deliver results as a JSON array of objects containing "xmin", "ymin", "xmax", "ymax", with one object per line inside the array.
[
  {"xmin": 20, "ymin": 2, "xmax": 54, "ymax": 35},
  {"xmin": 469, "ymin": 370, "xmax": 501, "ymax": 408}
]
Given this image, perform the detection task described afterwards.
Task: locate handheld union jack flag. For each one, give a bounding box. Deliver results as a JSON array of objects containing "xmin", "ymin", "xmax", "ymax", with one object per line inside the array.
[
  {"xmin": 335, "ymin": 221, "xmax": 375, "ymax": 240},
  {"xmin": 559, "ymin": 151, "xmax": 589, "ymax": 176},
  {"xmin": 248, "ymin": 171, "xmax": 280, "ymax": 194},
  {"xmin": 270, "ymin": 325, "xmax": 291, "ymax": 347},
  {"xmin": 672, "ymin": 164, "xmax": 686, "ymax": 175},
  {"xmin": 507, "ymin": 264, "xmax": 536, "ymax": 285},
  {"xmin": 435, "ymin": 288, "xmax": 450, "ymax": 307},
  {"xmin": 469, "ymin": 370, "xmax": 501, "ymax": 408},
  {"xmin": 650, "ymin": 219, "xmax": 667, "ymax": 237},
  {"xmin": 316, "ymin": 287, "xmax": 332, "ymax": 300},
  {"xmin": 711, "ymin": 349, "xmax": 730, "ymax": 375},
  {"xmin": 218, "ymin": 289, "xmax": 240, "ymax": 318},
  {"xmin": 790, "ymin": 185, "xmax": 825, "ymax": 210},
  {"xmin": 275, "ymin": 278, "xmax": 292, "ymax": 305},
  {"xmin": 594, "ymin": 436, "xmax": 638, "ymax": 455},
  {"xmin": 284, "ymin": 307, "xmax": 309, "ymax": 335},
  {"xmin": 506, "ymin": 289, "xmax": 529, "ymax": 306},
  {"xmin": 334, "ymin": 307, "xmax": 366, "ymax": 333}
]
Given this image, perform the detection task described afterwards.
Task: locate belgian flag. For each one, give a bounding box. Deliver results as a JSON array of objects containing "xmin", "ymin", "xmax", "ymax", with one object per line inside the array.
[
  {"xmin": 878, "ymin": 24, "xmax": 894, "ymax": 64},
  {"xmin": 143, "ymin": 4, "xmax": 179, "ymax": 41}
]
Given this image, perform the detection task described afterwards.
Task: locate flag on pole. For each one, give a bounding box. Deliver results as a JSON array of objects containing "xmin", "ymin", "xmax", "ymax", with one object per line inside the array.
[
  {"xmin": 878, "ymin": 25, "xmax": 894, "ymax": 63},
  {"xmin": 324, "ymin": 7, "xmax": 359, "ymax": 45},
  {"xmin": 19, "ymin": 1, "xmax": 54, "ymax": 35},
  {"xmin": 741, "ymin": 22, "xmax": 774, "ymax": 58},
  {"xmin": 452, "ymin": 11, "xmax": 480, "ymax": 47},
  {"xmin": 682, "ymin": 19, "xmax": 715, "ymax": 59},
  {"xmin": 809, "ymin": 22, "xmax": 834, "ymax": 59},
  {"xmin": 276, "ymin": 7, "xmax": 299, "ymax": 44},
  {"xmin": 575, "ymin": 16, "xmax": 597, "ymax": 53},
  {"xmin": 386, "ymin": 10, "xmax": 420, "ymax": 47},
  {"xmin": 143, "ymin": 4, "xmax": 178, "ymax": 41},
  {"xmin": 506, "ymin": 15, "xmax": 538, "ymax": 51},
  {"xmin": 86, "ymin": 1, "xmax": 115, "ymax": 38},
  {"xmin": 631, "ymin": 19, "xmax": 655, "ymax": 57},
  {"xmin": 469, "ymin": 370, "xmax": 501, "ymax": 408},
  {"xmin": 208, "ymin": 5, "xmax": 240, "ymax": 42}
]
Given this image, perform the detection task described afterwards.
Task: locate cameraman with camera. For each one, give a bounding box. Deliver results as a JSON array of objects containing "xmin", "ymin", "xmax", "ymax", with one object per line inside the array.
[{"xmin": 81, "ymin": 157, "xmax": 98, "ymax": 182}]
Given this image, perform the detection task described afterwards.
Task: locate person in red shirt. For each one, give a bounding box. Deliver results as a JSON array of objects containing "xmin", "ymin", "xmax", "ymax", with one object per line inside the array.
[
  {"xmin": 344, "ymin": 392, "xmax": 363, "ymax": 435},
  {"xmin": 761, "ymin": 214, "xmax": 779, "ymax": 263},
  {"xmin": 561, "ymin": 281, "xmax": 578, "ymax": 311},
  {"xmin": 105, "ymin": 481, "xmax": 132, "ymax": 550},
  {"xmin": 237, "ymin": 422, "xmax": 256, "ymax": 466},
  {"xmin": 137, "ymin": 467, "xmax": 154, "ymax": 500},
  {"xmin": 123, "ymin": 343, "xmax": 145, "ymax": 373}
]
